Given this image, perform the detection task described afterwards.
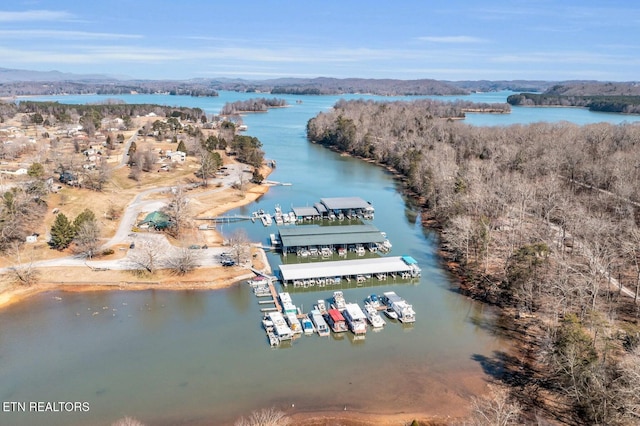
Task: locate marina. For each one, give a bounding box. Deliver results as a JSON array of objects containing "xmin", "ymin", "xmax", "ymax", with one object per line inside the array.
[
  {"xmin": 278, "ymin": 256, "xmax": 421, "ymax": 287},
  {"xmin": 277, "ymin": 224, "xmax": 390, "ymax": 256},
  {"xmin": 254, "ymin": 196, "xmax": 375, "ymax": 227},
  {"xmin": 250, "ymin": 274, "xmax": 418, "ymax": 345},
  {"xmin": 6, "ymin": 91, "xmax": 630, "ymax": 425}
]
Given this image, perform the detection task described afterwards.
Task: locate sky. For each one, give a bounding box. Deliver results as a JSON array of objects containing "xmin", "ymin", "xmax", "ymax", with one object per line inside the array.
[{"xmin": 1, "ymin": 0, "xmax": 639, "ymax": 81}]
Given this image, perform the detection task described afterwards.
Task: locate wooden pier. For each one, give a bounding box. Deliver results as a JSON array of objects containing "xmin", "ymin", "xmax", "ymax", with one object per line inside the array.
[
  {"xmin": 196, "ymin": 215, "xmax": 253, "ymax": 223},
  {"xmin": 249, "ymin": 268, "xmax": 281, "ymax": 313}
]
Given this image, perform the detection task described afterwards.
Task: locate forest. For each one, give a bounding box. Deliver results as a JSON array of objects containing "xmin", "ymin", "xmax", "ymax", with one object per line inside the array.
[
  {"xmin": 307, "ymin": 98, "xmax": 640, "ymax": 425},
  {"xmin": 507, "ymin": 93, "xmax": 640, "ymax": 114},
  {"xmin": 4, "ymin": 101, "xmax": 206, "ymax": 127},
  {"xmin": 0, "ymin": 80, "xmax": 219, "ymax": 97},
  {"xmin": 220, "ymin": 97, "xmax": 287, "ymax": 115},
  {"xmin": 508, "ymin": 82, "xmax": 640, "ymax": 114}
]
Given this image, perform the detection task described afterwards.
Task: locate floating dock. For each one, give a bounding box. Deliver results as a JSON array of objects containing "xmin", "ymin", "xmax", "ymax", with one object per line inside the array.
[
  {"xmin": 291, "ymin": 196, "xmax": 374, "ymax": 221},
  {"xmin": 277, "ymin": 224, "xmax": 386, "ymax": 254},
  {"xmin": 278, "ymin": 256, "xmax": 421, "ymax": 287}
]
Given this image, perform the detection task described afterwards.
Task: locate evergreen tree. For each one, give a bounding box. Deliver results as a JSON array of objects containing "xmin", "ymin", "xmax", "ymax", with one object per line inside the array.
[
  {"xmin": 73, "ymin": 209, "xmax": 96, "ymax": 233},
  {"xmin": 27, "ymin": 162, "xmax": 45, "ymax": 179},
  {"xmin": 127, "ymin": 141, "xmax": 137, "ymax": 156},
  {"xmin": 176, "ymin": 140, "xmax": 187, "ymax": 154},
  {"xmin": 49, "ymin": 213, "xmax": 74, "ymax": 250}
]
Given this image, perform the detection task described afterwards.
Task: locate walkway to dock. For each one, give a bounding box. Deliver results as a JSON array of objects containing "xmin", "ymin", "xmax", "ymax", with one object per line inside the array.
[
  {"xmin": 196, "ymin": 215, "xmax": 253, "ymax": 223},
  {"xmin": 250, "ymin": 268, "xmax": 281, "ymax": 312}
]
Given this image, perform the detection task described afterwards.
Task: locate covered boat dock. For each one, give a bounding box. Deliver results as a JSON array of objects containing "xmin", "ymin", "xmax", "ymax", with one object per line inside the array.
[
  {"xmin": 278, "ymin": 224, "xmax": 386, "ymax": 254},
  {"xmin": 278, "ymin": 256, "xmax": 421, "ymax": 287},
  {"xmin": 291, "ymin": 196, "xmax": 374, "ymax": 221}
]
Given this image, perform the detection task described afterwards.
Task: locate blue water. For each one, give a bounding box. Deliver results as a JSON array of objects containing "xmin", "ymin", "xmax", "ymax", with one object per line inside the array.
[{"xmin": 1, "ymin": 91, "xmax": 637, "ymax": 426}]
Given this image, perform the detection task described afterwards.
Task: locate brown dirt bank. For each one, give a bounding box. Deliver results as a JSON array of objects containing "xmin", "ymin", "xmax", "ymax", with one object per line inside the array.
[{"xmin": 0, "ymin": 265, "xmax": 256, "ymax": 310}]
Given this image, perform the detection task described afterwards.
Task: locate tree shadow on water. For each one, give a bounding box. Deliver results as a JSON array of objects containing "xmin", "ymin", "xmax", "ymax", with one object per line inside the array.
[{"xmin": 472, "ymin": 351, "xmax": 544, "ymax": 407}]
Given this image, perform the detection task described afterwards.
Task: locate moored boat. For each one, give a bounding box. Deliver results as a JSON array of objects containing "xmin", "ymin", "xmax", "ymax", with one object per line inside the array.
[
  {"xmin": 286, "ymin": 312, "xmax": 303, "ymax": 334},
  {"xmin": 332, "ymin": 291, "xmax": 346, "ymax": 310},
  {"xmin": 267, "ymin": 312, "xmax": 293, "ymax": 341},
  {"xmin": 365, "ymin": 294, "xmax": 381, "ymax": 309},
  {"xmin": 325, "ymin": 308, "xmax": 348, "ymax": 333},
  {"xmin": 315, "ymin": 299, "xmax": 327, "ymax": 314},
  {"xmin": 310, "ymin": 309, "xmax": 330, "ymax": 336},
  {"xmin": 363, "ymin": 302, "xmax": 386, "ymax": 328},
  {"xmin": 383, "ymin": 291, "xmax": 416, "ymax": 323},
  {"xmin": 383, "ymin": 307, "xmax": 398, "ymax": 320},
  {"xmin": 301, "ymin": 317, "xmax": 315, "ymax": 334},
  {"xmin": 342, "ymin": 303, "xmax": 368, "ymax": 335}
]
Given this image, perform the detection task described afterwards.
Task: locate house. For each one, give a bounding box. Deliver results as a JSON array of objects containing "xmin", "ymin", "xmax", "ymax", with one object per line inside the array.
[
  {"xmin": 138, "ymin": 211, "xmax": 172, "ymax": 230},
  {"xmin": 168, "ymin": 151, "xmax": 186, "ymax": 163}
]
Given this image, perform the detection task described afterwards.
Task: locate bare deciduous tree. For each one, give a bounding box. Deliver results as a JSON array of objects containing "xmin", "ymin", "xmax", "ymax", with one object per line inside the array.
[
  {"xmin": 227, "ymin": 228, "xmax": 251, "ymax": 266},
  {"xmin": 164, "ymin": 247, "xmax": 198, "ymax": 275},
  {"xmin": 234, "ymin": 407, "xmax": 290, "ymax": 426},
  {"xmin": 5, "ymin": 242, "xmax": 40, "ymax": 286},
  {"xmin": 73, "ymin": 219, "xmax": 101, "ymax": 259},
  {"xmin": 465, "ymin": 385, "xmax": 522, "ymax": 426},
  {"xmin": 128, "ymin": 239, "xmax": 164, "ymax": 274},
  {"xmin": 111, "ymin": 417, "xmax": 145, "ymax": 426},
  {"xmin": 162, "ymin": 187, "xmax": 192, "ymax": 238}
]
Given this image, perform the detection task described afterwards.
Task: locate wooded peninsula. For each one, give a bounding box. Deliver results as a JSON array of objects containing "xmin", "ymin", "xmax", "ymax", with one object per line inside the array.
[{"xmin": 307, "ymin": 97, "xmax": 640, "ymax": 425}]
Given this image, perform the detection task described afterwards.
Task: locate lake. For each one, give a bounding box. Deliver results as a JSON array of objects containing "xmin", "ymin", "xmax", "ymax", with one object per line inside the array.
[{"xmin": 2, "ymin": 91, "xmax": 639, "ymax": 425}]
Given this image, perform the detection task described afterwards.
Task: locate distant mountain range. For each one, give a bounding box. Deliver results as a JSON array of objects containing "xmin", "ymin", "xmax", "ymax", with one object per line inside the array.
[
  {"xmin": 0, "ymin": 68, "xmax": 638, "ymax": 99},
  {"xmin": 0, "ymin": 67, "xmax": 119, "ymax": 83}
]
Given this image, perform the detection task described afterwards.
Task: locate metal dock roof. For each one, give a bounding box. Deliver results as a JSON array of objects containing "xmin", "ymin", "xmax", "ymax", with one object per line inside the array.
[
  {"xmin": 291, "ymin": 206, "xmax": 320, "ymax": 217},
  {"xmin": 320, "ymin": 197, "xmax": 374, "ymax": 211},
  {"xmin": 279, "ymin": 256, "xmax": 414, "ymax": 281},
  {"xmin": 278, "ymin": 224, "xmax": 386, "ymax": 248}
]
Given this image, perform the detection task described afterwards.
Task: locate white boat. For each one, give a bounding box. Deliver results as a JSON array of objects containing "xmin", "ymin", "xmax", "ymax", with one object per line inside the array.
[
  {"xmin": 261, "ymin": 214, "xmax": 272, "ymax": 226},
  {"xmin": 365, "ymin": 294, "xmax": 381, "ymax": 309},
  {"xmin": 383, "ymin": 291, "xmax": 416, "ymax": 323},
  {"xmin": 333, "ymin": 291, "xmax": 346, "ymax": 310},
  {"xmin": 266, "ymin": 330, "xmax": 279, "ymax": 346},
  {"xmin": 342, "ymin": 303, "xmax": 368, "ymax": 335},
  {"xmin": 363, "ymin": 303, "xmax": 386, "ymax": 328},
  {"xmin": 286, "ymin": 312, "xmax": 303, "ymax": 334},
  {"xmin": 315, "ymin": 299, "xmax": 327, "ymax": 314},
  {"xmin": 267, "ymin": 312, "xmax": 293, "ymax": 341},
  {"xmin": 262, "ymin": 316, "xmax": 274, "ymax": 330},
  {"xmin": 301, "ymin": 317, "xmax": 315, "ymax": 334},
  {"xmin": 310, "ymin": 309, "xmax": 330, "ymax": 336},
  {"xmin": 383, "ymin": 307, "xmax": 398, "ymax": 320},
  {"xmin": 288, "ymin": 212, "xmax": 296, "ymax": 223}
]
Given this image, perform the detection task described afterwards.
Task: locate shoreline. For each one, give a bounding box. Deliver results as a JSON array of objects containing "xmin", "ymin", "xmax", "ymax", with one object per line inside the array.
[{"xmin": 0, "ymin": 168, "xmax": 273, "ymax": 311}]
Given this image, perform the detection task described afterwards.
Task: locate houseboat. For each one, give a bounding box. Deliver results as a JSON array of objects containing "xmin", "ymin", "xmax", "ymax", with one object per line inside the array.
[
  {"xmin": 286, "ymin": 312, "xmax": 303, "ymax": 334},
  {"xmin": 325, "ymin": 308, "xmax": 348, "ymax": 333},
  {"xmin": 301, "ymin": 316, "xmax": 315, "ymax": 334},
  {"xmin": 267, "ymin": 312, "xmax": 293, "ymax": 341},
  {"xmin": 310, "ymin": 309, "xmax": 330, "ymax": 336},
  {"xmin": 382, "ymin": 291, "xmax": 416, "ymax": 323},
  {"xmin": 342, "ymin": 303, "xmax": 368, "ymax": 335}
]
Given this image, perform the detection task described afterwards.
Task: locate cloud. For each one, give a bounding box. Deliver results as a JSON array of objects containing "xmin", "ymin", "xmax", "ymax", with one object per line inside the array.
[
  {"xmin": 0, "ymin": 10, "xmax": 74, "ymax": 22},
  {"xmin": 0, "ymin": 30, "xmax": 142, "ymax": 40},
  {"xmin": 417, "ymin": 36, "xmax": 487, "ymax": 44}
]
